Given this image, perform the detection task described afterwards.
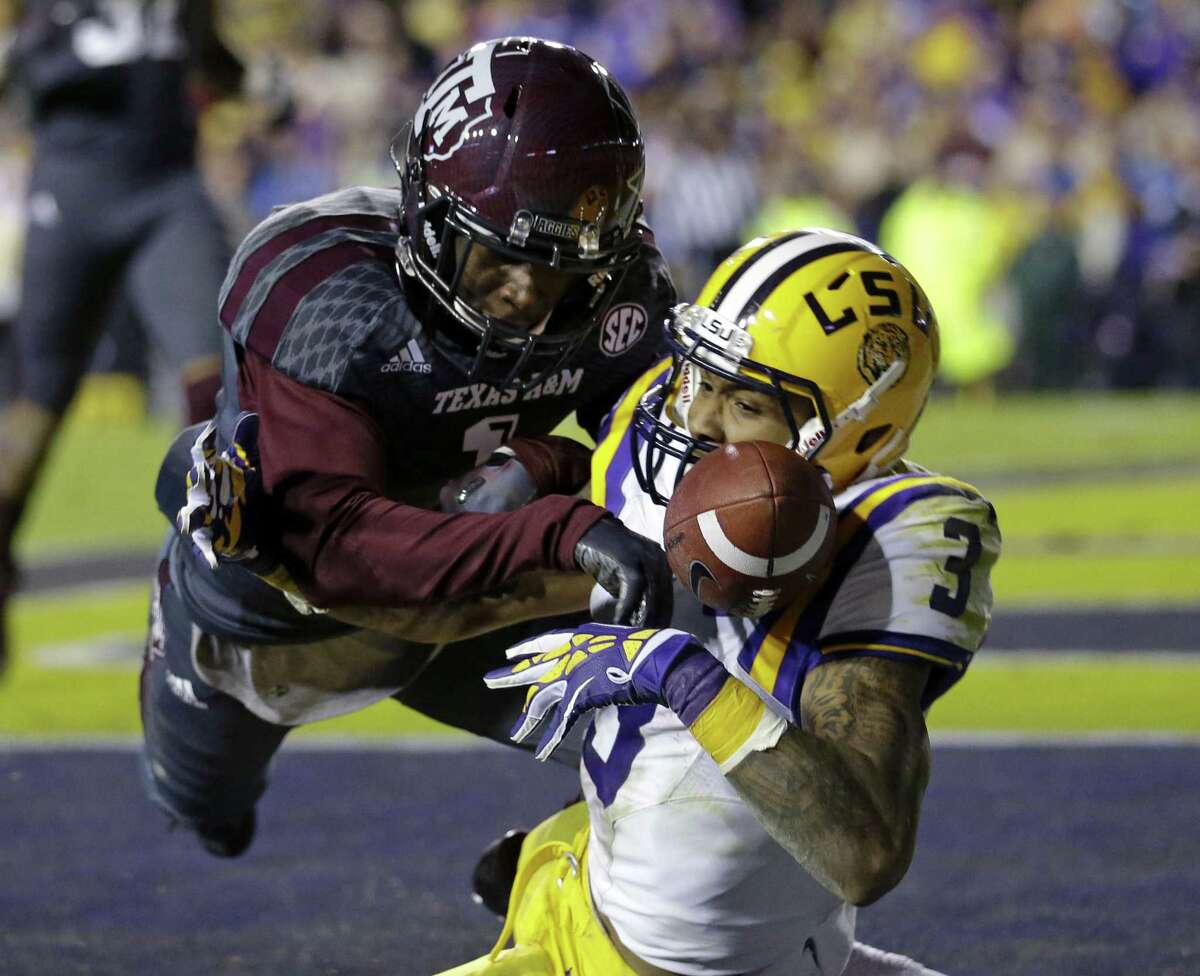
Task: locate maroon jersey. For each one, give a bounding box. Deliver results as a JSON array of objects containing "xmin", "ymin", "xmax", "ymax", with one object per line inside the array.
[{"xmin": 169, "ymin": 185, "xmax": 674, "ymax": 643}]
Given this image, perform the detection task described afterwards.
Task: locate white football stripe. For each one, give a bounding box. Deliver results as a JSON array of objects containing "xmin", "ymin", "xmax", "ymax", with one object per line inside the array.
[{"xmin": 697, "ymin": 505, "xmax": 833, "ymax": 578}]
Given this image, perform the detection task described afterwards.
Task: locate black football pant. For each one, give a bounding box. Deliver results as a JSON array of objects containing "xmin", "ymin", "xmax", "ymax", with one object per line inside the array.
[
  {"xmin": 139, "ymin": 555, "xmax": 588, "ymax": 833},
  {"xmin": 13, "ymin": 155, "xmax": 227, "ymax": 413}
]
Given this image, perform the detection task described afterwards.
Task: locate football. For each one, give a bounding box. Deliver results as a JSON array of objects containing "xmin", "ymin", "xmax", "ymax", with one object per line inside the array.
[{"xmin": 663, "ymin": 441, "xmax": 837, "ymax": 617}]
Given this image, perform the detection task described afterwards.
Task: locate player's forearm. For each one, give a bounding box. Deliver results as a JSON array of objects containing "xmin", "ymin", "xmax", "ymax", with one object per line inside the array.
[
  {"xmin": 277, "ymin": 479, "xmax": 605, "ymax": 608},
  {"xmin": 507, "ymin": 435, "xmax": 593, "ymax": 496},
  {"xmin": 326, "ymin": 571, "xmax": 593, "ymax": 643},
  {"xmin": 727, "ymin": 725, "xmax": 928, "ymax": 906},
  {"xmin": 662, "ymin": 649, "xmax": 927, "ymax": 905}
]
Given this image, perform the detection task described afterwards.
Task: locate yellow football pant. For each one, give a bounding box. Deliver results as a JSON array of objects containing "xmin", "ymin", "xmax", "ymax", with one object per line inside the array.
[{"xmin": 436, "ymin": 803, "xmax": 636, "ymax": 976}]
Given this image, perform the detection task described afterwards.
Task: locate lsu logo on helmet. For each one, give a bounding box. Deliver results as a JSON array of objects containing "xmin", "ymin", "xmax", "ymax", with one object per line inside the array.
[
  {"xmin": 857, "ymin": 322, "xmax": 910, "ymax": 384},
  {"xmin": 633, "ymin": 228, "xmax": 940, "ymax": 500}
]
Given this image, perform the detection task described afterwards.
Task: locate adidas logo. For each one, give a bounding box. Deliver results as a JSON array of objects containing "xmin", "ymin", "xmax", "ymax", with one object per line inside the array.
[{"xmin": 381, "ymin": 339, "xmax": 432, "ymax": 374}]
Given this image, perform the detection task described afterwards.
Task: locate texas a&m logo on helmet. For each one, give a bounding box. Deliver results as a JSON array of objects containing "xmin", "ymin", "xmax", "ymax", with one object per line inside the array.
[{"xmin": 413, "ymin": 39, "xmax": 501, "ymax": 162}]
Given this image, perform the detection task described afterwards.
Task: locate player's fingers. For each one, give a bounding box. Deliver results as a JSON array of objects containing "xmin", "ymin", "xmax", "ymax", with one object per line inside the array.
[
  {"xmin": 533, "ymin": 675, "xmax": 595, "ymax": 761},
  {"xmin": 483, "ymin": 667, "xmax": 519, "ymax": 689},
  {"xmin": 534, "ymin": 714, "xmax": 572, "ymax": 762},
  {"xmin": 609, "ymin": 573, "xmax": 643, "ymax": 627},
  {"xmin": 503, "ymin": 630, "xmax": 575, "ymax": 661},
  {"xmin": 637, "ymin": 557, "xmax": 675, "ymax": 628},
  {"xmin": 187, "ymin": 420, "xmax": 218, "ymax": 468},
  {"xmin": 509, "ymin": 682, "xmax": 565, "ymax": 743},
  {"xmin": 484, "ymin": 653, "xmax": 562, "ymax": 688}
]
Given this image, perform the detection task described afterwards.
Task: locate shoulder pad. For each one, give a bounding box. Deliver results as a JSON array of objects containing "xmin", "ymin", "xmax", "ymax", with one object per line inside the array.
[{"xmin": 818, "ymin": 473, "xmax": 1000, "ymax": 680}]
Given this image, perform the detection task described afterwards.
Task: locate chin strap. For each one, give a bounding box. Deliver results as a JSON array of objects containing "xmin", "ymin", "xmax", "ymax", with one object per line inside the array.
[
  {"xmin": 673, "ymin": 361, "xmax": 699, "ymax": 433},
  {"xmin": 795, "ymin": 358, "xmax": 908, "ymax": 463},
  {"xmin": 842, "ymin": 359, "xmax": 907, "ymax": 423},
  {"xmin": 856, "ymin": 425, "xmax": 909, "ymax": 483}
]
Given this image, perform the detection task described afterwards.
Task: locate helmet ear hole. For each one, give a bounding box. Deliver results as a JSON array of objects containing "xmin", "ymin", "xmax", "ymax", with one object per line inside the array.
[{"xmin": 856, "ymin": 425, "xmax": 891, "ymax": 454}]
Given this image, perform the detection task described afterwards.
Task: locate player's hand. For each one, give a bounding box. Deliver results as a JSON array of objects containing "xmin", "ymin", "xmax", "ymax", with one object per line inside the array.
[
  {"xmin": 484, "ymin": 624, "xmax": 703, "ymax": 760},
  {"xmin": 176, "ymin": 413, "xmax": 264, "ymax": 569},
  {"xmin": 439, "ymin": 447, "xmax": 537, "ymax": 514},
  {"xmin": 573, "ymin": 518, "xmax": 674, "ymax": 627}
]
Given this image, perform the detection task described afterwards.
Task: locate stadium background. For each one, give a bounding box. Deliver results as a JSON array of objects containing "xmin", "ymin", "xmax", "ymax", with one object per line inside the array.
[{"xmin": 0, "ymin": 1, "xmax": 1197, "ymax": 974}]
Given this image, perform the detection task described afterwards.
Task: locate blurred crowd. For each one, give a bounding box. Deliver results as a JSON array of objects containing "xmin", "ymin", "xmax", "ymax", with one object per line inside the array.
[{"xmin": 3, "ymin": 0, "xmax": 1199, "ymax": 393}]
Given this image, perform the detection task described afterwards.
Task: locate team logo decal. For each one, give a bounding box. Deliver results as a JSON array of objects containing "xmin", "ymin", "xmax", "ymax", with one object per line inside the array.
[
  {"xmin": 857, "ymin": 322, "xmax": 909, "ymax": 384},
  {"xmin": 573, "ymin": 185, "xmax": 610, "ymax": 223},
  {"xmin": 414, "ymin": 39, "xmax": 501, "ymax": 161},
  {"xmin": 381, "ymin": 339, "xmax": 432, "ymax": 375},
  {"xmin": 600, "ymin": 303, "xmax": 647, "ymax": 356}
]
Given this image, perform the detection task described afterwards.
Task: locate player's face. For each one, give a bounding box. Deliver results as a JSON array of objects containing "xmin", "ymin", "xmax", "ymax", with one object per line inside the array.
[
  {"xmin": 456, "ymin": 241, "xmax": 575, "ymax": 333},
  {"xmin": 683, "ymin": 368, "xmax": 816, "ymax": 447}
]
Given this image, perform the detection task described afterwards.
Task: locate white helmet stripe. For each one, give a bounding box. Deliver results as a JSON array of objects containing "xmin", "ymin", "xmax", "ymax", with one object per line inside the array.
[
  {"xmin": 697, "ymin": 504, "xmax": 833, "ymax": 578},
  {"xmin": 714, "ymin": 230, "xmax": 877, "ymax": 322}
]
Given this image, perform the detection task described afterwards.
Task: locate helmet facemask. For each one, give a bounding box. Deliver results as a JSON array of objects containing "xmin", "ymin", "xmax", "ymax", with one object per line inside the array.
[
  {"xmin": 393, "ymin": 37, "xmax": 648, "ymax": 391},
  {"xmin": 632, "ymin": 304, "xmax": 833, "ymax": 505},
  {"xmin": 634, "ymin": 228, "xmax": 938, "ymax": 505},
  {"xmin": 632, "ymin": 301, "xmax": 916, "ymax": 505}
]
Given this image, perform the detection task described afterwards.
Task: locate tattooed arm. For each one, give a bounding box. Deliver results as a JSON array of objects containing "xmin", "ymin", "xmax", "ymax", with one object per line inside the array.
[{"xmin": 726, "ymin": 656, "xmax": 932, "ymax": 906}]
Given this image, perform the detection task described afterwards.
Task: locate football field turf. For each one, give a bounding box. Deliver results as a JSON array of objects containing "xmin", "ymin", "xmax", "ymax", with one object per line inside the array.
[
  {"xmin": 4, "ymin": 582, "xmax": 1199, "ymax": 736},
  {"xmin": 2, "ymin": 743, "xmax": 1196, "ymax": 976},
  {"xmin": 2, "ymin": 390, "xmax": 1198, "ymax": 976},
  {"xmin": 2, "ymin": 390, "xmax": 1199, "ymax": 738}
]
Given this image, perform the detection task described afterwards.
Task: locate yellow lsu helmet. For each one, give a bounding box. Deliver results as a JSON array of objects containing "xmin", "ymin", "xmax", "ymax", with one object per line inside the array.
[{"xmin": 631, "ymin": 229, "xmax": 939, "ymax": 501}]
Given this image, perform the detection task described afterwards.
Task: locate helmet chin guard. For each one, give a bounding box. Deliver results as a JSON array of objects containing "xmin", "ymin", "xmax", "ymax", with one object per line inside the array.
[{"xmin": 394, "ymin": 37, "xmax": 646, "ymax": 390}]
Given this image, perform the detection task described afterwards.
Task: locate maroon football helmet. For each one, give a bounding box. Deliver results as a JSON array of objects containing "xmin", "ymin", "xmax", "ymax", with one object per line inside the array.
[{"xmin": 394, "ymin": 37, "xmax": 646, "ymax": 389}]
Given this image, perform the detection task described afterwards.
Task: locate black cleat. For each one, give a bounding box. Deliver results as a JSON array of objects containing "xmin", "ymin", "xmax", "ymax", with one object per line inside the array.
[
  {"xmin": 471, "ymin": 829, "xmax": 527, "ymax": 918},
  {"xmin": 194, "ymin": 809, "xmax": 256, "ymax": 858}
]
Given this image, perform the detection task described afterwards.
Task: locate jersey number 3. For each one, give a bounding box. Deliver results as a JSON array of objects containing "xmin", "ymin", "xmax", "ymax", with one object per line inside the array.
[
  {"xmin": 930, "ymin": 517, "xmax": 981, "ymax": 618},
  {"xmin": 73, "ymin": 0, "xmax": 184, "ymax": 68}
]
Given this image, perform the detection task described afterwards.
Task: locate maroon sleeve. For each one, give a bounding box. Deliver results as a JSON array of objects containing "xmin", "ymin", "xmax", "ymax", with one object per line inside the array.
[
  {"xmin": 507, "ymin": 435, "xmax": 593, "ymax": 497},
  {"xmin": 238, "ymin": 349, "xmax": 607, "ymax": 607}
]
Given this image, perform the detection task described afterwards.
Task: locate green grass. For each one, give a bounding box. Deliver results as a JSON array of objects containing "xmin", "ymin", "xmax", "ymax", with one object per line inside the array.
[
  {"xmin": 1, "ymin": 585, "xmax": 149, "ymax": 733},
  {"xmin": 3, "ymin": 391, "xmax": 1199, "ymax": 737},
  {"xmin": 0, "ymin": 584, "xmax": 463, "ymax": 738},
  {"xmin": 985, "ymin": 474, "xmax": 1200, "ymax": 606},
  {"xmin": 17, "ymin": 391, "xmax": 1200, "ymax": 562},
  {"xmin": 909, "ymin": 391, "xmax": 1200, "ymax": 474},
  {"xmin": 15, "ymin": 416, "xmax": 177, "ymax": 559},
  {"xmin": 3, "ymin": 582, "xmax": 1195, "ymax": 735},
  {"xmin": 929, "ymin": 658, "xmax": 1200, "ymax": 731},
  {"xmin": 3, "ymin": 581, "xmax": 1195, "ymax": 735}
]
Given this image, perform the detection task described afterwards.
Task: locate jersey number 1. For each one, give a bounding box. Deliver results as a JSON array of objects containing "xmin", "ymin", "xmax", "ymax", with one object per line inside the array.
[
  {"xmin": 461, "ymin": 414, "xmax": 519, "ymax": 464},
  {"xmin": 930, "ymin": 517, "xmax": 981, "ymax": 618}
]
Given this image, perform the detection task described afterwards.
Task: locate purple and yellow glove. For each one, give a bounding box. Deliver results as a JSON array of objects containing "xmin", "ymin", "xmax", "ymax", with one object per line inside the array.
[
  {"xmin": 176, "ymin": 412, "xmax": 263, "ymax": 568},
  {"xmin": 485, "ymin": 624, "xmax": 787, "ymax": 770}
]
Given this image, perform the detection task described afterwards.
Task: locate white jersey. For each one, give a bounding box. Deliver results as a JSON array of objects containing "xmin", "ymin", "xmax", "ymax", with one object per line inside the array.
[{"xmin": 581, "ymin": 374, "xmax": 1000, "ymax": 976}]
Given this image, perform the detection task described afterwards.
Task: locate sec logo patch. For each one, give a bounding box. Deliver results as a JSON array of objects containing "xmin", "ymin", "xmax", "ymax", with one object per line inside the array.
[{"xmin": 600, "ymin": 303, "xmax": 648, "ymax": 356}]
